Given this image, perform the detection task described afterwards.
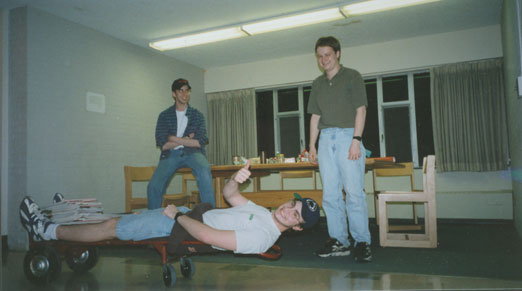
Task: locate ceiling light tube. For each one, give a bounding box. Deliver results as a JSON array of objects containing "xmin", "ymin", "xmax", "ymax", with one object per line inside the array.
[
  {"xmin": 242, "ymin": 8, "xmax": 344, "ymax": 35},
  {"xmin": 149, "ymin": 27, "xmax": 247, "ymax": 51},
  {"xmin": 342, "ymin": 0, "xmax": 439, "ymax": 16}
]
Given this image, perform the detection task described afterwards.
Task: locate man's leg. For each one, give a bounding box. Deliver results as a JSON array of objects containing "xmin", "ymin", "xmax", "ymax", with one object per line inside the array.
[
  {"xmin": 315, "ymin": 128, "xmax": 351, "ymax": 257},
  {"xmin": 184, "ymin": 152, "xmax": 215, "ymax": 206},
  {"xmin": 115, "ymin": 207, "xmax": 188, "ymax": 241},
  {"xmin": 147, "ymin": 150, "xmax": 183, "ymax": 209},
  {"xmin": 20, "ymin": 197, "xmax": 190, "ymax": 242},
  {"xmin": 20, "ymin": 197, "xmax": 117, "ymax": 242},
  {"xmin": 57, "ymin": 219, "xmax": 118, "ymax": 242},
  {"xmin": 338, "ymin": 130, "xmax": 372, "ymax": 263}
]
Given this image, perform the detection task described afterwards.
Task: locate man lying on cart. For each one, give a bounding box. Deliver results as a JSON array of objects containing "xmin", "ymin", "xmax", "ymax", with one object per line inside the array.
[{"xmin": 20, "ymin": 161, "xmax": 320, "ymax": 255}]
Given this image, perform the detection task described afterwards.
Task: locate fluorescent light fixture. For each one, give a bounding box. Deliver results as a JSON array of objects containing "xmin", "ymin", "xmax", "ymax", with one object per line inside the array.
[
  {"xmin": 150, "ymin": 0, "xmax": 439, "ymax": 51},
  {"xmin": 342, "ymin": 0, "xmax": 439, "ymax": 16},
  {"xmin": 149, "ymin": 27, "xmax": 247, "ymax": 50},
  {"xmin": 242, "ymin": 8, "xmax": 344, "ymax": 35}
]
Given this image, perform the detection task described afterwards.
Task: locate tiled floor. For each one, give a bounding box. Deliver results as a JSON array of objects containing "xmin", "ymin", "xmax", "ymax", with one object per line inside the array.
[{"xmin": 3, "ymin": 249, "xmax": 522, "ymax": 291}]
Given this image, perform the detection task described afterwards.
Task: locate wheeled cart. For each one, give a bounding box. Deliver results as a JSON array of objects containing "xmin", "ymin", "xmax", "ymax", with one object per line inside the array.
[{"xmin": 23, "ymin": 238, "xmax": 281, "ymax": 287}]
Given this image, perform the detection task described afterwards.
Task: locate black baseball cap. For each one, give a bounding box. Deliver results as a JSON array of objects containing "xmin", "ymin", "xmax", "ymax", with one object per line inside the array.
[
  {"xmin": 172, "ymin": 78, "xmax": 191, "ymax": 91},
  {"xmin": 294, "ymin": 193, "xmax": 320, "ymax": 229}
]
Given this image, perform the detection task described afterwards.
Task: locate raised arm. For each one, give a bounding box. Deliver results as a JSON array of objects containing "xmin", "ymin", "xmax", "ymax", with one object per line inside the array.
[
  {"xmin": 161, "ymin": 162, "xmax": 252, "ymax": 252},
  {"xmin": 222, "ymin": 161, "xmax": 251, "ymax": 207}
]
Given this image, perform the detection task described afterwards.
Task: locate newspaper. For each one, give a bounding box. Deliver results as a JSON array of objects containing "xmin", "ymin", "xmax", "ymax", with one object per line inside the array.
[{"xmin": 42, "ymin": 198, "xmax": 120, "ymax": 225}]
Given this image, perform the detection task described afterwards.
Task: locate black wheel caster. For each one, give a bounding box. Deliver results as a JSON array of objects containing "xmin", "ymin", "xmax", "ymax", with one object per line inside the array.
[
  {"xmin": 180, "ymin": 257, "xmax": 195, "ymax": 278},
  {"xmin": 65, "ymin": 247, "xmax": 99, "ymax": 273},
  {"xmin": 23, "ymin": 245, "xmax": 62, "ymax": 284},
  {"xmin": 162, "ymin": 264, "xmax": 176, "ymax": 287}
]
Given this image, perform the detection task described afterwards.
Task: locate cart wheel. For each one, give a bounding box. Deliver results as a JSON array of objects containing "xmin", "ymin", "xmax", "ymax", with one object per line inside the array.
[
  {"xmin": 23, "ymin": 246, "xmax": 62, "ymax": 284},
  {"xmin": 162, "ymin": 264, "xmax": 176, "ymax": 287},
  {"xmin": 180, "ymin": 257, "xmax": 195, "ymax": 278},
  {"xmin": 65, "ymin": 247, "xmax": 99, "ymax": 273}
]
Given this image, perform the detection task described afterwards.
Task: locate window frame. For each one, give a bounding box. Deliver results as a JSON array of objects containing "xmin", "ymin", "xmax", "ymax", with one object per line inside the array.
[
  {"xmin": 255, "ymin": 69, "xmax": 431, "ymax": 166},
  {"xmin": 370, "ymin": 70, "xmax": 428, "ymax": 167},
  {"xmin": 272, "ymin": 86, "xmax": 307, "ymax": 155}
]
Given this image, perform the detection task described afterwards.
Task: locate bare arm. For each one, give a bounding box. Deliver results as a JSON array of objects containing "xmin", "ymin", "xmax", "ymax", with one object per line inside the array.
[
  {"xmin": 309, "ymin": 114, "xmax": 321, "ymax": 164},
  {"xmin": 163, "ymin": 208, "xmax": 236, "ymax": 251},
  {"xmin": 348, "ymin": 105, "xmax": 367, "ymax": 160},
  {"xmin": 222, "ymin": 161, "xmax": 251, "ymax": 207},
  {"xmin": 160, "ymin": 163, "xmax": 253, "ymax": 251}
]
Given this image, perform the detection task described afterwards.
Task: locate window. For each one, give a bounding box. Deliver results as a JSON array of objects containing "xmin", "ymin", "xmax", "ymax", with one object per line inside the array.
[
  {"xmin": 256, "ymin": 85, "xmax": 311, "ymax": 159},
  {"xmin": 256, "ymin": 71, "xmax": 434, "ymax": 166},
  {"xmin": 363, "ymin": 71, "xmax": 434, "ymax": 166}
]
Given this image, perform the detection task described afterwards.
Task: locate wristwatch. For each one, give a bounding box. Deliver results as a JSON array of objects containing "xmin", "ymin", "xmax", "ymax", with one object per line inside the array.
[
  {"xmin": 174, "ymin": 212, "xmax": 184, "ymax": 221},
  {"xmin": 353, "ymin": 136, "xmax": 362, "ymax": 141}
]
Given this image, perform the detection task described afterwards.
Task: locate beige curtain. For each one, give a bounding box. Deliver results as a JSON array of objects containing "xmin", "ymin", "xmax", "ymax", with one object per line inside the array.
[
  {"xmin": 207, "ymin": 89, "xmax": 257, "ymax": 165},
  {"xmin": 431, "ymin": 58, "xmax": 509, "ymax": 172}
]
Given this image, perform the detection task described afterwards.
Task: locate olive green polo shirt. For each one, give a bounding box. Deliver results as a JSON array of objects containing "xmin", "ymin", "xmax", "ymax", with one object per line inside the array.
[{"xmin": 307, "ymin": 66, "xmax": 367, "ymax": 129}]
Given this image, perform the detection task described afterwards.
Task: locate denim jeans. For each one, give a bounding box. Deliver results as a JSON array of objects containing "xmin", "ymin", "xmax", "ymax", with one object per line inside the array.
[
  {"xmin": 318, "ymin": 128, "xmax": 371, "ymax": 246},
  {"xmin": 147, "ymin": 150, "xmax": 215, "ymax": 209},
  {"xmin": 116, "ymin": 206, "xmax": 190, "ymax": 240}
]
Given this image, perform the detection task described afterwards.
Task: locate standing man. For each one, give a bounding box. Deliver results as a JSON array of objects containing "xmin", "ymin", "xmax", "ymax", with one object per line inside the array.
[
  {"xmin": 147, "ymin": 78, "xmax": 215, "ymax": 209},
  {"xmin": 307, "ymin": 36, "xmax": 371, "ymax": 262}
]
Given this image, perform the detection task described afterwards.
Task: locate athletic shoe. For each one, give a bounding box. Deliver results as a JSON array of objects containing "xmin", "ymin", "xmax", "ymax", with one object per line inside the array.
[
  {"xmin": 53, "ymin": 192, "xmax": 65, "ymax": 204},
  {"xmin": 314, "ymin": 238, "xmax": 351, "ymax": 257},
  {"xmin": 20, "ymin": 197, "xmax": 54, "ymax": 241},
  {"xmin": 353, "ymin": 242, "xmax": 372, "ymax": 263},
  {"xmin": 20, "ymin": 197, "xmax": 43, "ymax": 241}
]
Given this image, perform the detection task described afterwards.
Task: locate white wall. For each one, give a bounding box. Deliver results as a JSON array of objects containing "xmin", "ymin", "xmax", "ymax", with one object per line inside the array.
[
  {"xmin": 205, "ymin": 25, "xmax": 502, "ymax": 93},
  {"xmin": 6, "ymin": 7, "xmax": 206, "ymax": 250},
  {"xmin": 204, "ymin": 25, "xmax": 513, "ymax": 220}
]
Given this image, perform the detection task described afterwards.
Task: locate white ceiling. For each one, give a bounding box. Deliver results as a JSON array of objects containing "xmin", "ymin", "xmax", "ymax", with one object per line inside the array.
[{"xmin": 2, "ymin": 0, "xmax": 502, "ymax": 69}]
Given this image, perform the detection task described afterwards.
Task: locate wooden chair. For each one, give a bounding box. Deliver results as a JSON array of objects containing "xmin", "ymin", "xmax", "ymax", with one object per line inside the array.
[
  {"xmin": 170, "ymin": 173, "xmax": 199, "ymax": 208},
  {"xmin": 279, "ymin": 170, "xmax": 317, "ymax": 190},
  {"xmin": 372, "ymin": 162, "xmax": 421, "ymax": 231},
  {"xmin": 124, "ymin": 166, "xmax": 192, "ymax": 212},
  {"xmin": 377, "ymin": 155, "xmax": 437, "ymax": 248}
]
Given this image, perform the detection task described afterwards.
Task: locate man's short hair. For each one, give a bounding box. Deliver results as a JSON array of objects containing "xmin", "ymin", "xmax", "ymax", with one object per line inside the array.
[
  {"xmin": 315, "ymin": 36, "xmax": 341, "ymax": 56},
  {"xmin": 172, "ymin": 78, "xmax": 191, "ymax": 92}
]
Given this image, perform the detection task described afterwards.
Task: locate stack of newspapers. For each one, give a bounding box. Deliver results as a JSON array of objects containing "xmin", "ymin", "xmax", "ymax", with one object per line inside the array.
[{"xmin": 43, "ymin": 198, "xmax": 119, "ymax": 225}]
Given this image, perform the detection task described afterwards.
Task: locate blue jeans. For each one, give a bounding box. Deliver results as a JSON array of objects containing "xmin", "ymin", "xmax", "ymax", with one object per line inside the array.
[
  {"xmin": 318, "ymin": 128, "xmax": 370, "ymax": 246},
  {"xmin": 147, "ymin": 150, "xmax": 215, "ymax": 209},
  {"xmin": 116, "ymin": 206, "xmax": 190, "ymax": 240}
]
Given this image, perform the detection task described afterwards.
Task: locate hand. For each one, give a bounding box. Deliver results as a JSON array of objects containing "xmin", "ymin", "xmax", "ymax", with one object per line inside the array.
[
  {"xmin": 309, "ymin": 147, "xmax": 318, "ymax": 164},
  {"xmin": 232, "ymin": 160, "xmax": 251, "ymax": 183},
  {"xmin": 348, "ymin": 141, "xmax": 362, "ymax": 160},
  {"xmin": 163, "ymin": 204, "xmax": 179, "ymax": 220},
  {"xmin": 184, "ymin": 133, "xmax": 195, "ymax": 139}
]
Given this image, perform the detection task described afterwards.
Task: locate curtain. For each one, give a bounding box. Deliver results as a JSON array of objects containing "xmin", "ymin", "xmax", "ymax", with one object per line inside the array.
[
  {"xmin": 207, "ymin": 89, "xmax": 257, "ymax": 165},
  {"xmin": 431, "ymin": 58, "xmax": 509, "ymax": 172}
]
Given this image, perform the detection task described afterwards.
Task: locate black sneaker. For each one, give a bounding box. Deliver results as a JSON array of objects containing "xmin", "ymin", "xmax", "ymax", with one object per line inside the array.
[
  {"xmin": 20, "ymin": 197, "xmax": 43, "ymax": 241},
  {"xmin": 353, "ymin": 242, "xmax": 372, "ymax": 263},
  {"xmin": 20, "ymin": 197, "xmax": 54, "ymax": 241},
  {"xmin": 314, "ymin": 238, "xmax": 351, "ymax": 257}
]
